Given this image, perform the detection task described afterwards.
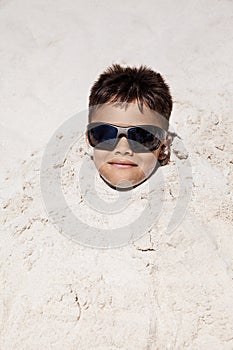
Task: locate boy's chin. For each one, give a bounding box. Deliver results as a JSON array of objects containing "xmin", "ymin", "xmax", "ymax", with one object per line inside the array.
[{"xmin": 99, "ymin": 173, "xmax": 147, "ymax": 190}]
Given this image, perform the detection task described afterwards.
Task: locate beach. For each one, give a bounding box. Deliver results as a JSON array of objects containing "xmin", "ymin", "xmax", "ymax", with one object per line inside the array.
[{"xmin": 1, "ymin": 0, "xmax": 233, "ymax": 348}]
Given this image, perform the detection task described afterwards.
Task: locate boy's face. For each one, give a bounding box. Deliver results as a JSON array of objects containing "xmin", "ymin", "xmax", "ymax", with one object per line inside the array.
[{"xmin": 86, "ymin": 102, "xmax": 167, "ymax": 189}]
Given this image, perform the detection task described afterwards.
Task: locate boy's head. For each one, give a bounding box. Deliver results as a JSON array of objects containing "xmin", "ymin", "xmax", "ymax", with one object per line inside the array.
[{"xmin": 86, "ymin": 64, "xmax": 173, "ymax": 189}]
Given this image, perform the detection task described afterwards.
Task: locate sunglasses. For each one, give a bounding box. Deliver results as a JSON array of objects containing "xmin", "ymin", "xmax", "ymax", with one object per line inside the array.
[{"xmin": 86, "ymin": 122, "xmax": 166, "ymax": 153}]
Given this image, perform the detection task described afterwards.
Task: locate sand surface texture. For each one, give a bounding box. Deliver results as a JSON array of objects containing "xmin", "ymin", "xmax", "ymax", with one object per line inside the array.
[{"xmin": 1, "ymin": 0, "xmax": 233, "ymax": 349}]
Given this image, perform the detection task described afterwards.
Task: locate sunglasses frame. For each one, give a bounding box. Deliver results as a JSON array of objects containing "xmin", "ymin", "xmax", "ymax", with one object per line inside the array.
[{"xmin": 86, "ymin": 122, "xmax": 166, "ymax": 153}]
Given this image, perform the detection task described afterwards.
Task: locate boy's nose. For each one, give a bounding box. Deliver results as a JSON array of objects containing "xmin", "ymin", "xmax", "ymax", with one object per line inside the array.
[{"xmin": 113, "ymin": 136, "xmax": 133, "ymax": 155}]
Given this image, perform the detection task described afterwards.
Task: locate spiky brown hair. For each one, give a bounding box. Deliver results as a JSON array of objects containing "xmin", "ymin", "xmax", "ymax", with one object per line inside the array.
[{"xmin": 88, "ymin": 63, "xmax": 173, "ymax": 122}]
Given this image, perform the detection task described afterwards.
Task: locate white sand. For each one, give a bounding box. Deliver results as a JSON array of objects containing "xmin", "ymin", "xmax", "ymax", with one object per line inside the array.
[{"xmin": 1, "ymin": 0, "xmax": 233, "ymax": 348}]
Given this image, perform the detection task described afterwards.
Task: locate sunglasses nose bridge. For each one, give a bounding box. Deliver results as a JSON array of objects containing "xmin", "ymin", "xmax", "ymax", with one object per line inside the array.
[
  {"xmin": 116, "ymin": 126, "xmax": 129, "ymax": 137},
  {"xmin": 113, "ymin": 130, "xmax": 134, "ymax": 154},
  {"xmin": 113, "ymin": 125, "xmax": 129, "ymax": 143}
]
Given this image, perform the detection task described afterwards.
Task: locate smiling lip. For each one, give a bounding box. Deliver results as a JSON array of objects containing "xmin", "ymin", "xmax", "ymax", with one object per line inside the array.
[{"xmin": 108, "ymin": 159, "xmax": 138, "ymax": 168}]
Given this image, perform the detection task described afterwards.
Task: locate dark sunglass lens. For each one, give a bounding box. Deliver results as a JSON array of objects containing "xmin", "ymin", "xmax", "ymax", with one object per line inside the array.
[
  {"xmin": 88, "ymin": 124, "xmax": 117, "ymax": 150},
  {"xmin": 128, "ymin": 126, "xmax": 162, "ymax": 152}
]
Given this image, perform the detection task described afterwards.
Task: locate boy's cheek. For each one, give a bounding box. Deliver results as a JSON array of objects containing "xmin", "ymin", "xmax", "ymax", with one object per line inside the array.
[
  {"xmin": 157, "ymin": 141, "xmax": 170, "ymax": 162},
  {"xmin": 92, "ymin": 149, "xmax": 109, "ymax": 171}
]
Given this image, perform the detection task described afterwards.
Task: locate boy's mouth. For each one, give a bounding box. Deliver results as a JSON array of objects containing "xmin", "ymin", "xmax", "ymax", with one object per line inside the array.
[{"xmin": 108, "ymin": 159, "xmax": 138, "ymax": 168}]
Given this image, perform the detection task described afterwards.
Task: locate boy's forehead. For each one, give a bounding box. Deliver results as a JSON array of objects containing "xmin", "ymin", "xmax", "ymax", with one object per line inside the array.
[{"xmin": 90, "ymin": 102, "xmax": 167, "ymax": 128}]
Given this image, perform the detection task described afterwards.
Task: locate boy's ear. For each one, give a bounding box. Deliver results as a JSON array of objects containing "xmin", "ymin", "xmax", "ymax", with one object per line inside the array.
[{"xmin": 158, "ymin": 134, "xmax": 172, "ymax": 165}]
